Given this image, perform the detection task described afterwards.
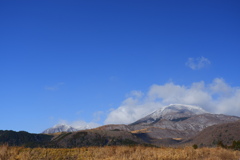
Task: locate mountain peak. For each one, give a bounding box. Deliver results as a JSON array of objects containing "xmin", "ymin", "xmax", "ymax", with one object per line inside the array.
[
  {"xmin": 131, "ymin": 104, "xmax": 208, "ymax": 125},
  {"xmin": 150, "ymin": 104, "xmax": 208, "ymax": 120},
  {"xmin": 42, "ymin": 124, "xmax": 78, "ymax": 134},
  {"xmin": 42, "ymin": 123, "xmax": 99, "ymax": 134}
]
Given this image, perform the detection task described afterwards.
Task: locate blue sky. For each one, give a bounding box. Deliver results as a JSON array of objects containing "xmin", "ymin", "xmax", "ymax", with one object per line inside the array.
[{"xmin": 1, "ymin": 0, "xmax": 240, "ymax": 133}]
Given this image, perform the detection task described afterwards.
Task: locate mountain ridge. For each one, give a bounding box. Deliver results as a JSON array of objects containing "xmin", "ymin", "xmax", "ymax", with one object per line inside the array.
[{"xmin": 2, "ymin": 104, "xmax": 240, "ymax": 148}]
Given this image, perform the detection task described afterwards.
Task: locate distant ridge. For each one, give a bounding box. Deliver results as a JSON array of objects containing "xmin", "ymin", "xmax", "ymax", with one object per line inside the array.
[
  {"xmin": 42, "ymin": 124, "xmax": 78, "ymax": 134},
  {"xmin": 42, "ymin": 123, "xmax": 98, "ymax": 134}
]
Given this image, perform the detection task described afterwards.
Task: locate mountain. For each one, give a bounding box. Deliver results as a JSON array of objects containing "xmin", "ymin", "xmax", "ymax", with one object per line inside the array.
[
  {"xmin": 95, "ymin": 104, "xmax": 240, "ymax": 143},
  {"xmin": 131, "ymin": 104, "xmax": 208, "ymax": 125},
  {"xmin": 42, "ymin": 124, "xmax": 78, "ymax": 134},
  {"xmin": 128, "ymin": 104, "xmax": 240, "ymax": 141}
]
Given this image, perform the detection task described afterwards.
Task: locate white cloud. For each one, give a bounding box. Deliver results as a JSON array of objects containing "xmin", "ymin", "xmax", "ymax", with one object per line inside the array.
[
  {"xmin": 104, "ymin": 78, "xmax": 240, "ymax": 124},
  {"xmin": 186, "ymin": 56, "xmax": 211, "ymax": 70},
  {"xmin": 210, "ymin": 78, "xmax": 233, "ymax": 96}
]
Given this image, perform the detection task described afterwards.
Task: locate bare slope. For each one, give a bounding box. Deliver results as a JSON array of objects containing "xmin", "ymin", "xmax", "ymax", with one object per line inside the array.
[
  {"xmin": 49, "ymin": 129, "xmax": 147, "ymax": 148},
  {"xmin": 189, "ymin": 120, "xmax": 240, "ymax": 147}
]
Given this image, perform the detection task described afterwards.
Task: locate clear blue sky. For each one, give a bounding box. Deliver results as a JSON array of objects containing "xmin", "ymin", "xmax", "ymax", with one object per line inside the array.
[{"xmin": 1, "ymin": 0, "xmax": 240, "ymax": 133}]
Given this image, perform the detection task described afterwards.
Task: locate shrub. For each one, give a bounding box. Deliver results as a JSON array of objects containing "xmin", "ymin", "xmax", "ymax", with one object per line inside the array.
[
  {"xmin": 192, "ymin": 144, "xmax": 198, "ymax": 149},
  {"xmin": 217, "ymin": 141, "xmax": 226, "ymax": 148},
  {"xmin": 231, "ymin": 140, "xmax": 240, "ymax": 150}
]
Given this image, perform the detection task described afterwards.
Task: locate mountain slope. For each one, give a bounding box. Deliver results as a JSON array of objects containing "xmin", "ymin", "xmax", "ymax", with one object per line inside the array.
[
  {"xmin": 189, "ymin": 120, "xmax": 240, "ymax": 147},
  {"xmin": 49, "ymin": 129, "xmax": 147, "ymax": 148},
  {"xmin": 0, "ymin": 130, "xmax": 53, "ymax": 147}
]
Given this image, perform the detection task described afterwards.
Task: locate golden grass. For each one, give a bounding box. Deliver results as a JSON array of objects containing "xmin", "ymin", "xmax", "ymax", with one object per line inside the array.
[
  {"xmin": 130, "ymin": 127, "xmax": 165, "ymax": 134},
  {"xmin": 0, "ymin": 145, "xmax": 240, "ymax": 160},
  {"xmin": 130, "ymin": 128, "xmax": 150, "ymax": 133},
  {"xmin": 172, "ymin": 138, "xmax": 183, "ymax": 141}
]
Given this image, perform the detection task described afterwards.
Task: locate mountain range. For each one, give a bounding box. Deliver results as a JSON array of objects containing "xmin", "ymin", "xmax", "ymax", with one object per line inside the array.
[{"xmin": 1, "ymin": 104, "xmax": 240, "ymax": 148}]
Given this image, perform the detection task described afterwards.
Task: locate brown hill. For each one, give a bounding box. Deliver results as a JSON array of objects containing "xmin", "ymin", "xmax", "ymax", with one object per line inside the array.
[
  {"xmin": 48, "ymin": 129, "xmax": 148, "ymax": 148},
  {"xmin": 0, "ymin": 130, "xmax": 53, "ymax": 147},
  {"xmin": 188, "ymin": 120, "xmax": 240, "ymax": 147}
]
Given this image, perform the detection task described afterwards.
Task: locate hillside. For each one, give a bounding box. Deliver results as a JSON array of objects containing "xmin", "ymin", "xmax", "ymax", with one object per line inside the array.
[
  {"xmin": 49, "ymin": 129, "xmax": 148, "ymax": 148},
  {"xmin": 0, "ymin": 130, "xmax": 53, "ymax": 147},
  {"xmin": 188, "ymin": 120, "xmax": 240, "ymax": 147}
]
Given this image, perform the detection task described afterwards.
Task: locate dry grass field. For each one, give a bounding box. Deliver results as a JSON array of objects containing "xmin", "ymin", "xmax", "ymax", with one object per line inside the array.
[{"xmin": 0, "ymin": 145, "xmax": 240, "ymax": 160}]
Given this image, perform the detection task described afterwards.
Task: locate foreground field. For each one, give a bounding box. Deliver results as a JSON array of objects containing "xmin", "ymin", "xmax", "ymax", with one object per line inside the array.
[{"xmin": 0, "ymin": 145, "xmax": 240, "ymax": 160}]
